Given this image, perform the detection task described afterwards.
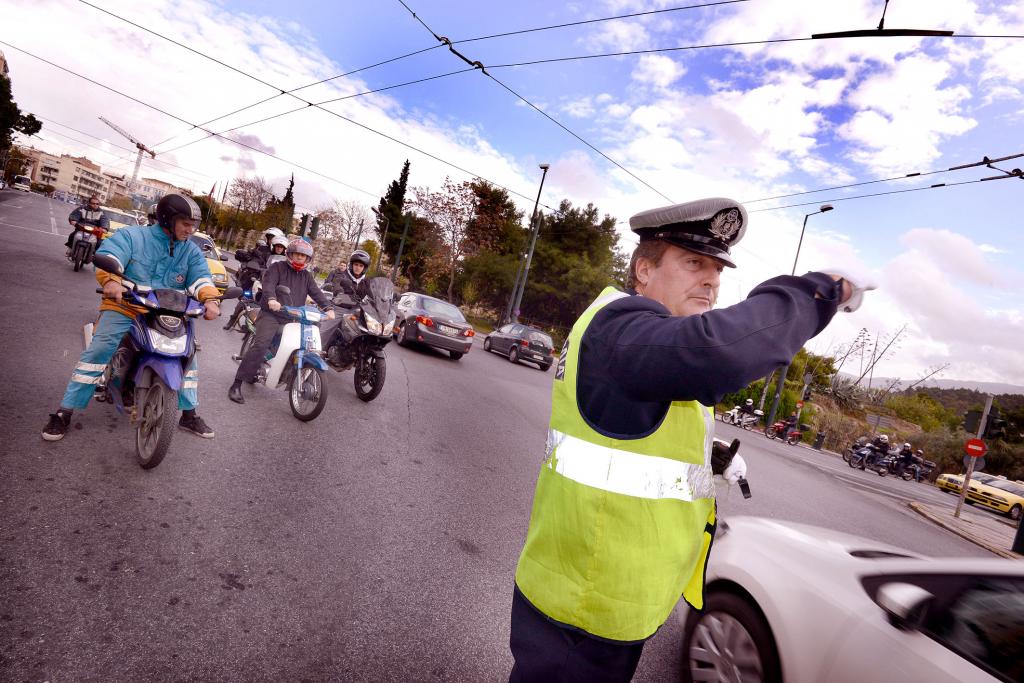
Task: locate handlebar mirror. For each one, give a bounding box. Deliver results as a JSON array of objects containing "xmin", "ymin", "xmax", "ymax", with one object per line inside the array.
[{"xmin": 91, "ymin": 253, "xmax": 122, "ymax": 275}]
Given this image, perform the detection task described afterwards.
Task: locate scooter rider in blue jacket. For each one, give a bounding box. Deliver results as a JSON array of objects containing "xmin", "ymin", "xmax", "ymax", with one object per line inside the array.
[{"xmin": 42, "ymin": 193, "xmax": 222, "ymax": 442}]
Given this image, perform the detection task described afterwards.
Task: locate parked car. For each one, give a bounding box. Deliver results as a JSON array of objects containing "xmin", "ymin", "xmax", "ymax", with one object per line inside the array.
[
  {"xmin": 937, "ymin": 472, "xmax": 1024, "ymax": 521},
  {"xmin": 483, "ymin": 323, "xmax": 555, "ymax": 371},
  {"xmin": 393, "ymin": 292, "xmax": 474, "ymax": 360},
  {"xmin": 681, "ymin": 516, "xmax": 1023, "ymax": 683},
  {"xmin": 11, "ymin": 174, "xmax": 31, "ymax": 192},
  {"xmin": 188, "ymin": 232, "xmax": 231, "ymax": 293}
]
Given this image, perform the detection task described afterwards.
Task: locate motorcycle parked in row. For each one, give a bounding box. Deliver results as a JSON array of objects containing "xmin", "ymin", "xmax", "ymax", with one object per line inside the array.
[
  {"xmin": 847, "ymin": 445, "xmax": 892, "ymax": 476},
  {"xmin": 321, "ymin": 277, "xmax": 396, "ymax": 402},
  {"xmin": 721, "ymin": 406, "xmax": 763, "ymax": 430},
  {"xmin": 69, "ymin": 222, "xmax": 107, "ymax": 272},
  {"xmin": 765, "ymin": 421, "xmax": 810, "ymax": 445},
  {"xmin": 234, "ymin": 285, "xmax": 330, "ymax": 421},
  {"xmin": 88, "ymin": 253, "xmax": 241, "ymax": 469}
]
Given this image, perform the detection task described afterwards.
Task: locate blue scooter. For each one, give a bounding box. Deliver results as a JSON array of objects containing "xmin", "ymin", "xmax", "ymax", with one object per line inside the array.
[{"xmin": 90, "ymin": 253, "xmax": 241, "ymax": 469}]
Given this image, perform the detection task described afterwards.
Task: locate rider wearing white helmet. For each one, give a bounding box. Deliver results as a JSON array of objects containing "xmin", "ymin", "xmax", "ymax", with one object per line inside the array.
[{"xmin": 229, "ymin": 238, "xmax": 334, "ymax": 404}]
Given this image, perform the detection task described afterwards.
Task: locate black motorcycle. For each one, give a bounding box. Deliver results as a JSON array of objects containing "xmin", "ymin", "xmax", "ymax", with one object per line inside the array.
[
  {"xmin": 848, "ymin": 445, "xmax": 892, "ymax": 476},
  {"xmin": 321, "ymin": 277, "xmax": 396, "ymax": 402}
]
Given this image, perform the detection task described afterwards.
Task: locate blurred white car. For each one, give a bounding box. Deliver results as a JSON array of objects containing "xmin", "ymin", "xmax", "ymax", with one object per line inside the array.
[{"xmin": 681, "ymin": 517, "xmax": 1023, "ymax": 683}]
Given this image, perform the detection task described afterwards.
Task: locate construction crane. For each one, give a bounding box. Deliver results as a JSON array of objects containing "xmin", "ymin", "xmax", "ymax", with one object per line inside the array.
[{"xmin": 98, "ymin": 116, "xmax": 156, "ymax": 191}]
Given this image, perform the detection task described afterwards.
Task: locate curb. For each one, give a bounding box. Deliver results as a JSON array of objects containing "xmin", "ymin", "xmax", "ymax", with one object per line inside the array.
[{"xmin": 907, "ymin": 502, "xmax": 1021, "ymax": 560}]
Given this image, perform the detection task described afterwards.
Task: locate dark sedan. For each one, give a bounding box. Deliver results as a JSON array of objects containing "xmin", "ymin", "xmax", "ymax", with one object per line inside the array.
[
  {"xmin": 393, "ymin": 292, "xmax": 475, "ymax": 360},
  {"xmin": 483, "ymin": 323, "xmax": 555, "ymax": 371}
]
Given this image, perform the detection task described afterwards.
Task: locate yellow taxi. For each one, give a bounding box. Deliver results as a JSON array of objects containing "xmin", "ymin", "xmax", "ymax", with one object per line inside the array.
[
  {"xmin": 936, "ymin": 472, "xmax": 1024, "ymax": 521},
  {"xmin": 100, "ymin": 206, "xmax": 144, "ymax": 231},
  {"xmin": 188, "ymin": 232, "xmax": 231, "ymax": 293}
]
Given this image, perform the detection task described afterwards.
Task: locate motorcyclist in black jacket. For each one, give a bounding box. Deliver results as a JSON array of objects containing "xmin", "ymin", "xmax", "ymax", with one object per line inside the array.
[
  {"xmin": 228, "ymin": 238, "xmax": 334, "ymax": 404},
  {"xmin": 325, "ymin": 249, "xmax": 371, "ymax": 302},
  {"xmin": 224, "ymin": 227, "xmax": 285, "ymax": 330},
  {"xmin": 896, "ymin": 442, "xmax": 916, "ymax": 476},
  {"xmin": 65, "ymin": 195, "xmax": 110, "ymax": 251},
  {"xmin": 862, "ymin": 433, "xmax": 890, "ymax": 468}
]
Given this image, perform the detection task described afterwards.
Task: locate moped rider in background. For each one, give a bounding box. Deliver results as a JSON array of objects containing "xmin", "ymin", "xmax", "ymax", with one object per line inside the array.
[
  {"xmin": 42, "ymin": 193, "xmax": 222, "ymax": 442},
  {"xmin": 228, "ymin": 238, "xmax": 334, "ymax": 405},
  {"xmin": 324, "ymin": 249, "xmax": 371, "ymax": 301},
  {"xmin": 861, "ymin": 433, "xmax": 890, "ymax": 470},
  {"xmin": 65, "ymin": 194, "xmax": 109, "ymax": 254},
  {"xmin": 225, "ymin": 227, "xmax": 285, "ymax": 330}
]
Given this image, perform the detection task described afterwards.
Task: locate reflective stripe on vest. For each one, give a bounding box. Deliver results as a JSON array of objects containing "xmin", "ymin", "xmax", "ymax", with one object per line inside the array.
[
  {"xmin": 515, "ymin": 286, "xmax": 717, "ymax": 642},
  {"xmin": 547, "ymin": 429, "xmax": 715, "ymax": 502}
]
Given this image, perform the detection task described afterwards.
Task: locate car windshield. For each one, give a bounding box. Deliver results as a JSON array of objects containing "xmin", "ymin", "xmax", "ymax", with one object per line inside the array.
[
  {"xmin": 987, "ymin": 479, "xmax": 1024, "ymax": 496},
  {"xmin": 527, "ymin": 330, "xmax": 553, "ymax": 347},
  {"xmin": 421, "ymin": 298, "xmax": 465, "ymax": 321},
  {"xmin": 102, "ymin": 209, "xmax": 138, "ymax": 226},
  {"xmin": 190, "ymin": 235, "xmax": 215, "ymax": 253},
  {"xmin": 14, "ymin": 175, "xmax": 30, "ymax": 185}
]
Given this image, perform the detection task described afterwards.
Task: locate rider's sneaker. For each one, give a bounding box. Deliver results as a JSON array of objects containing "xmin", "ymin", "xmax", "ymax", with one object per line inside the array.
[
  {"xmin": 42, "ymin": 410, "xmax": 73, "ymax": 441},
  {"xmin": 179, "ymin": 411, "xmax": 215, "ymax": 438}
]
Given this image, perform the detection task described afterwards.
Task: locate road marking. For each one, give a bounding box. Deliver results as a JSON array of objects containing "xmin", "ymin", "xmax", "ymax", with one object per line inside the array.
[
  {"xmin": 50, "ymin": 216, "xmax": 57, "ymax": 233},
  {"xmin": 0, "ymin": 220, "xmax": 64, "ymax": 236}
]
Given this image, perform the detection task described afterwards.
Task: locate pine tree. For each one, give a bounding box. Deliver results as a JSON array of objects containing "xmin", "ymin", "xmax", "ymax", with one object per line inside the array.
[{"xmin": 376, "ymin": 160, "xmax": 410, "ymax": 257}]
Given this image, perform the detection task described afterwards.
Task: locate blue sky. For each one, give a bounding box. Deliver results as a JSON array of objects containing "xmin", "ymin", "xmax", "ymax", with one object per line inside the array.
[{"xmin": 6, "ymin": 0, "xmax": 1023, "ymax": 384}]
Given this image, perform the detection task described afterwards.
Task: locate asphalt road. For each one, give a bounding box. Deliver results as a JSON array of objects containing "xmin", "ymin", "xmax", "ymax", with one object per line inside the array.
[{"xmin": 0, "ymin": 190, "xmax": 993, "ymax": 682}]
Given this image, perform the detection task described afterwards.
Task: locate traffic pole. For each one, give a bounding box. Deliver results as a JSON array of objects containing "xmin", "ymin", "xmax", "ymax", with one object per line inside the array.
[{"xmin": 954, "ymin": 394, "xmax": 992, "ymax": 519}]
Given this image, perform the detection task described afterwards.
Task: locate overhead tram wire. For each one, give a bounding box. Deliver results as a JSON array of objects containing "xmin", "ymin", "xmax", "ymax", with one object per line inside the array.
[
  {"xmin": 395, "ymin": 0, "xmax": 677, "ymax": 203},
  {"xmin": 747, "ymin": 177, "xmax": 1009, "ymax": 213},
  {"xmin": 0, "ymin": 40, "xmax": 378, "ymax": 198},
  {"xmin": 741, "ymin": 152, "xmax": 1023, "ymax": 205},
  {"xmin": 157, "ymin": 66, "xmax": 477, "ymax": 156},
  {"xmin": 451, "ymin": 0, "xmax": 751, "ymax": 45},
  {"xmin": 68, "ymin": 4, "xmax": 563, "ymax": 210},
  {"xmin": 34, "ymin": 115, "xmax": 215, "ymax": 184}
]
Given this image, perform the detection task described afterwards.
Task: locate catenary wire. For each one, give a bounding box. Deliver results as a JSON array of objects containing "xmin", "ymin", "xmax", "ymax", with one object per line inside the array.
[
  {"xmin": 452, "ymin": 0, "xmax": 751, "ymax": 44},
  {"xmin": 395, "ymin": 0, "xmax": 676, "ymax": 203},
  {"xmin": 59, "ymin": 7, "xmax": 567, "ymax": 210}
]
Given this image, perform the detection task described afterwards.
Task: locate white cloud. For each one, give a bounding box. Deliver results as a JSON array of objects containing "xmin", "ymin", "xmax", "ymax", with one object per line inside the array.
[{"xmin": 630, "ymin": 55, "xmax": 686, "ymax": 88}]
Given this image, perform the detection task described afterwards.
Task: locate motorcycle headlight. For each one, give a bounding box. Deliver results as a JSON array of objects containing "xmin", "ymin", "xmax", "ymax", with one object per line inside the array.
[
  {"xmin": 363, "ymin": 312, "xmax": 383, "ymax": 336},
  {"xmin": 147, "ymin": 328, "xmax": 188, "ymax": 354},
  {"xmin": 382, "ymin": 319, "xmax": 394, "ymax": 335}
]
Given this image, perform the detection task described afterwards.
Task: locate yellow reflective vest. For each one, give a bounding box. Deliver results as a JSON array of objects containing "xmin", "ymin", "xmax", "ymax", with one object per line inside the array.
[{"xmin": 515, "ymin": 287, "xmax": 717, "ymax": 642}]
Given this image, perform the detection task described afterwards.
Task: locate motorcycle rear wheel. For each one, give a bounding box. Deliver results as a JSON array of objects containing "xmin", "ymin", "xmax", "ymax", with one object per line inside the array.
[
  {"xmin": 288, "ymin": 366, "xmax": 328, "ymax": 421},
  {"xmin": 135, "ymin": 379, "xmax": 176, "ymax": 470},
  {"xmin": 354, "ymin": 353, "xmax": 386, "ymax": 402}
]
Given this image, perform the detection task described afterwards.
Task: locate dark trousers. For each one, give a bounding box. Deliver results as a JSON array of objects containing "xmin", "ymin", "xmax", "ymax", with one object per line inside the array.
[
  {"xmin": 509, "ymin": 586, "xmax": 644, "ymax": 683},
  {"xmin": 234, "ymin": 314, "xmax": 283, "ymax": 383}
]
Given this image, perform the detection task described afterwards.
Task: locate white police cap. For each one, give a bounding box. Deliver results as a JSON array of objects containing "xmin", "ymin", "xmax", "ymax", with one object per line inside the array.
[{"xmin": 629, "ymin": 197, "xmax": 747, "ymax": 267}]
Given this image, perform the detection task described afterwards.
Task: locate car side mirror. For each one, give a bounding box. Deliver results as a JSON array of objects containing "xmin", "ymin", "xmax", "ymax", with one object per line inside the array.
[
  {"xmin": 91, "ymin": 253, "xmax": 123, "ymax": 275},
  {"xmin": 876, "ymin": 582, "xmax": 932, "ymax": 630}
]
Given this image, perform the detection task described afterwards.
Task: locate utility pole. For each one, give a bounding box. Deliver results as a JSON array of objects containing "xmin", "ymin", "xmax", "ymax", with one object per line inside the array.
[
  {"xmin": 391, "ymin": 213, "xmax": 410, "ymax": 283},
  {"xmin": 955, "ymin": 394, "xmax": 992, "ymax": 519},
  {"xmin": 510, "ymin": 163, "xmax": 550, "ymax": 324}
]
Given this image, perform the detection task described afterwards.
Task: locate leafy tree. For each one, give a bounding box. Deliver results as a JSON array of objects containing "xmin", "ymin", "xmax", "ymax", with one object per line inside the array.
[
  {"xmin": 518, "ymin": 199, "xmax": 620, "ymax": 329},
  {"xmin": 1, "ymin": 146, "xmax": 29, "ymax": 184},
  {"xmin": 188, "ymin": 193, "xmax": 218, "ymax": 233},
  {"xmin": 107, "ymin": 195, "xmax": 133, "ymax": 210},
  {"xmin": 458, "ymin": 180, "xmax": 528, "ymax": 309},
  {"xmin": 375, "ymin": 159, "xmax": 410, "ymax": 259},
  {"xmin": 410, "ymin": 177, "xmax": 476, "ymax": 301},
  {"xmin": 1, "ymin": 74, "xmax": 42, "ymax": 150}
]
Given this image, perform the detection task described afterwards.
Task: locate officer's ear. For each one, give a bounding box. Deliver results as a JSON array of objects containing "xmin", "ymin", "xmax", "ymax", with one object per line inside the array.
[{"xmin": 634, "ymin": 255, "xmax": 652, "ymax": 288}]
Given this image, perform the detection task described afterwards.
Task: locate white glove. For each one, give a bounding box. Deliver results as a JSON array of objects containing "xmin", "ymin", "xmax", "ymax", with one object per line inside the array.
[
  {"xmin": 723, "ymin": 454, "xmax": 747, "ymax": 485},
  {"xmin": 824, "ymin": 267, "xmax": 878, "ymax": 313}
]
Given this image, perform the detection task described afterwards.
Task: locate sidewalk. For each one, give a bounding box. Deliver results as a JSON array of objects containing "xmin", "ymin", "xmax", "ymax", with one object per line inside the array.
[{"xmin": 908, "ymin": 501, "xmax": 1022, "ymax": 559}]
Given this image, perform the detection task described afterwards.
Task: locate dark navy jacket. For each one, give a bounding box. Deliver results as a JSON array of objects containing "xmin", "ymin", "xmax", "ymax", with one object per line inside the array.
[{"xmin": 577, "ymin": 272, "xmax": 842, "ymax": 438}]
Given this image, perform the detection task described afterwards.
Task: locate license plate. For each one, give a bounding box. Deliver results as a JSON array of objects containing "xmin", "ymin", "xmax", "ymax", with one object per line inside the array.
[{"xmin": 438, "ymin": 325, "xmax": 458, "ymax": 336}]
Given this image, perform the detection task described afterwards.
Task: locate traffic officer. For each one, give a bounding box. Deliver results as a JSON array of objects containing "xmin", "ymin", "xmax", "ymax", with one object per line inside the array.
[{"xmin": 509, "ymin": 197, "xmax": 874, "ymax": 681}]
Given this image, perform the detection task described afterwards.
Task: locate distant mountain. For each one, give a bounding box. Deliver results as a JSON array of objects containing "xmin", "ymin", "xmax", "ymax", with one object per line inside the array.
[{"xmin": 839, "ymin": 374, "xmax": 1024, "ymax": 397}]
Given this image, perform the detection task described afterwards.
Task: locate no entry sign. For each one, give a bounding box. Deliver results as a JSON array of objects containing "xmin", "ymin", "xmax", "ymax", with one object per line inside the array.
[{"xmin": 964, "ymin": 438, "xmax": 987, "ymax": 457}]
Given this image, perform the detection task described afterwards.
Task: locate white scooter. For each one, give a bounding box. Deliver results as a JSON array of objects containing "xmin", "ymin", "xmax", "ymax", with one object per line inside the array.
[
  {"xmin": 234, "ymin": 286, "xmax": 330, "ymax": 421},
  {"xmin": 721, "ymin": 405, "xmax": 763, "ymax": 430}
]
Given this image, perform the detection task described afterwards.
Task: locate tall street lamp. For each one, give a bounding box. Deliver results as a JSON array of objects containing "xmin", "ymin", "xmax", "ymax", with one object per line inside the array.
[
  {"xmin": 766, "ymin": 204, "xmax": 837, "ymax": 427},
  {"xmin": 509, "ymin": 163, "xmax": 550, "ymax": 324},
  {"xmin": 792, "ymin": 204, "xmax": 833, "ymax": 276}
]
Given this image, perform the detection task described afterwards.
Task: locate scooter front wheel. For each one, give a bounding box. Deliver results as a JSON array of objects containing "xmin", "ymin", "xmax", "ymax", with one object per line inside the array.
[
  {"xmin": 288, "ymin": 366, "xmax": 328, "ymax": 421},
  {"xmin": 135, "ymin": 378, "xmax": 176, "ymax": 469},
  {"xmin": 354, "ymin": 353, "xmax": 386, "ymax": 402}
]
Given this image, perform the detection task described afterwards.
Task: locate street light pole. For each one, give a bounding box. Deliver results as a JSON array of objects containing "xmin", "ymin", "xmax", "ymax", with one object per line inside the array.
[
  {"xmin": 509, "ymin": 163, "xmax": 549, "ymax": 324},
  {"xmin": 766, "ymin": 204, "xmax": 835, "ymax": 428},
  {"xmin": 371, "ymin": 207, "xmax": 390, "ymax": 275}
]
